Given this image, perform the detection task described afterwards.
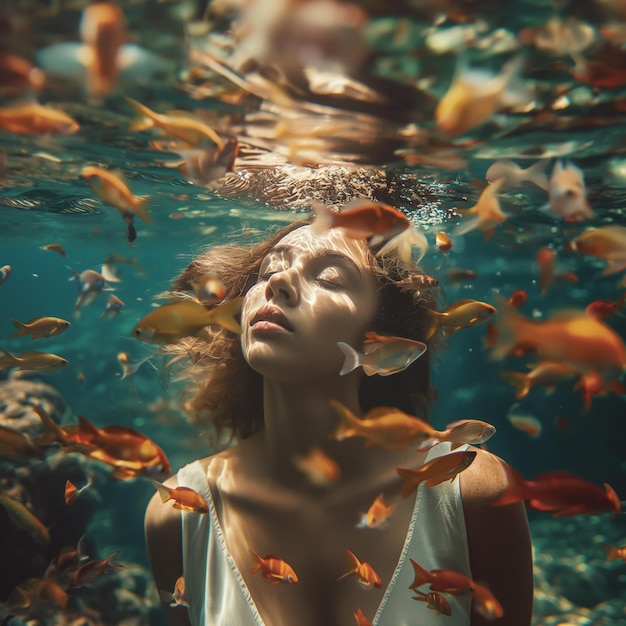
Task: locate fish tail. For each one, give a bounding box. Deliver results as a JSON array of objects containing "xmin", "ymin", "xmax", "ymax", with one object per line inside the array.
[
  {"xmin": 310, "ymin": 201, "xmax": 335, "ymax": 234},
  {"xmin": 9, "ymin": 320, "xmax": 28, "ymax": 338},
  {"xmin": 134, "ymin": 196, "xmax": 152, "ymax": 224},
  {"xmin": 396, "ymin": 467, "xmax": 422, "ymax": 499},
  {"xmin": 601, "ymin": 544, "xmax": 619, "ymax": 562},
  {"xmin": 500, "ymin": 371, "xmax": 530, "ymax": 399},
  {"xmin": 337, "ymin": 549, "xmax": 359, "ymax": 581},
  {"xmin": 337, "ymin": 342, "xmax": 363, "ymax": 375},
  {"xmin": 408, "ymin": 558, "xmax": 431, "ymax": 590},
  {"xmin": 249, "ymin": 549, "xmax": 263, "ymax": 574},
  {"xmin": 525, "ymin": 159, "xmax": 549, "ymax": 191},
  {"xmin": 77, "ymin": 415, "xmax": 100, "ymax": 438},
  {"xmin": 328, "ymin": 399, "xmax": 360, "ymax": 441},
  {"xmin": 210, "ymin": 297, "xmax": 243, "ymax": 334},
  {"xmin": 0, "ymin": 347, "xmax": 20, "ymax": 367},
  {"xmin": 151, "ymin": 480, "xmax": 172, "ymax": 503},
  {"xmin": 125, "ymin": 97, "xmax": 156, "ymax": 132},
  {"xmin": 33, "ymin": 405, "xmax": 67, "ymax": 446},
  {"xmin": 491, "ymin": 460, "xmax": 527, "ymax": 507},
  {"xmin": 488, "ymin": 297, "xmax": 525, "ymax": 361}
]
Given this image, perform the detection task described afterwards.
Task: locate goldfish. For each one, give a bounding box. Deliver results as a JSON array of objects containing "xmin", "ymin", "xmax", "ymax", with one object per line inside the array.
[
  {"xmin": 548, "ymin": 160, "xmax": 593, "ymax": 222},
  {"xmin": 435, "ymin": 55, "xmax": 531, "ymax": 136},
  {"xmin": 424, "ymin": 299, "xmax": 496, "ymax": 340},
  {"xmin": 0, "ymin": 486, "xmax": 50, "ymax": 544},
  {"xmin": 471, "ymin": 582, "xmax": 504, "ymax": 620},
  {"xmin": 453, "ymin": 179, "xmax": 507, "ymax": 239},
  {"xmin": 151, "ymin": 480, "xmax": 208, "ymax": 513},
  {"xmin": 489, "ymin": 299, "xmax": 626, "ymax": 374},
  {"xmin": 395, "ymin": 273, "xmax": 440, "ymax": 292},
  {"xmin": 249, "ymin": 550, "xmax": 298, "ymax": 584},
  {"xmin": 293, "ymin": 447, "xmax": 341, "ymax": 487},
  {"xmin": 435, "ymin": 231, "xmax": 453, "ymax": 253},
  {"xmin": 418, "ymin": 419, "xmax": 496, "ymax": 452},
  {"xmin": 159, "ymin": 576, "xmax": 189, "ymax": 608},
  {"xmin": 64, "ymin": 477, "xmax": 93, "ymax": 505},
  {"xmin": 0, "ymin": 426, "xmax": 44, "ymax": 460},
  {"xmin": 338, "ymin": 332, "xmax": 427, "ymax": 377},
  {"xmin": 10, "ymin": 317, "xmax": 70, "ymax": 339},
  {"xmin": 132, "ymin": 297, "xmax": 243, "ymax": 343},
  {"xmin": 0, "ymin": 348, "xmax": 68, "ymax": 371},
  {"xmin": 40, "ymin": 243, "xmax": 66, "ymax": 256},
  {"xmin": 191, "ymin": 273, "xmax": 226, "ymax": 304},
  {"xmin": 0, "ymin": 52, "xmax": 46, "ymax": 96},
  {"xmin": 1, "ymin": 577, "xmax": 68, "ymax": 619},
  {"xmin": 443, "ymin": 268, "xmax": 478, "ymax": 283},
  {"xmin": 586, "ymin": 294, "xmax": 626, "ymax": 319},
  {"xmin": 60, "ymin": 415, "xmax": 171, "ymax": 479},
  {"xmin": 412, "ymin": 589, "xmax": 452, "ymax": 616},
  {"xmin": 102, "ymin": 294, "xmax": 124, "ymax": 318},
  {"xmin": 408, "ymin": 558, "xmax": 474, "ymax": 594},
  {"xmin": 310, "ymin": 199, "xmax": 410, "ymax": 247},
  {"xmin": 353, "ymin": 608, "xmax": 373, "ymax": 626},
  {"xmin": 0, "ymin": 264, "xmax": 11, "ymax": 285},
  {"xmin": 126, "ymin": 97, "xmax": 223, "ymax": 148},
  {"xmin": 329, "ymin": 400, "xmax": 438, "ymax": 451},
  {"xmin": 492, "ymin": 461, "xmax": 622, "ymax": 518},
  {"xmin": 375, "ymin": 226, "xmax": 429, "ymax": 264},
  {"xmin": 0, "ymin": 102, "xmax": 79, "ymax": 135},
  {"xmin": 486, "ymin": 159, "xmax": 549, "ymax": 190},
  {"xmin": 396, "ymin": 450, "xmax": 477, "ymax": 498},
  {"xmin": 574, "ymin": 369, "xmax": 626, "ymax": 411},
  {"xmin": 601, "ymin": 544, "xmax": 626, "ymax": 563},
  {"xmin": 536, "ymin": 247, "xmax": 556, "ymax": 295},
  {"xmin": 570, "ymin": 225, "xmax": 626, "ymax": 276},
  {"xmin": 508, "ymin": 289, "xmax": 528, "ymax": 308},
  {"xmin": 501, "ymin": 361, "xmax": 580, "ymax": 399},
  {"xmin": 82, "ymin": 166, "xmax": 151, "ymax": 224},
  {"xmin": 68, "ymin": 551, "xmax": 123, "ymax": 589},
  {"xmin": 507, "ymin": 412, "xmax": 542, "ymax": 438},
  {"xmin": 337, "ymin": 549, "xmax": 382, "ymax": 588},
  {"xmin": 356, "ymin": 494, "xmax": 396, "ymax": 529}
]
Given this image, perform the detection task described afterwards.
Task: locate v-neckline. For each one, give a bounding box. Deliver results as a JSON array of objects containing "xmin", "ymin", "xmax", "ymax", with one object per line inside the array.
[{"xmin": 201, "ymin": 459, "xmax": 423, "ymax": 626}]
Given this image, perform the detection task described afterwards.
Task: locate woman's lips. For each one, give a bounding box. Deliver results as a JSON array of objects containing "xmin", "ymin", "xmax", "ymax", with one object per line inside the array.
[{"xmin": 250, "ymin": 306, "xmax": 294, "ymax": 331}]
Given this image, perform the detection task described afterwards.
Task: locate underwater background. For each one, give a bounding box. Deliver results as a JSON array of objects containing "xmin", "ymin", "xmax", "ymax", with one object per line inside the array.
[{"xmin": 1, "ymin": 0, "xmax": 626, "ymax": 624}]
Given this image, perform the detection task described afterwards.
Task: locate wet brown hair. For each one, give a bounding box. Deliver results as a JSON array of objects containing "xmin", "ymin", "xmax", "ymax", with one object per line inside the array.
[{"xmin": 166, "ymin": 219, "xmax": 443, "ymax": 443}]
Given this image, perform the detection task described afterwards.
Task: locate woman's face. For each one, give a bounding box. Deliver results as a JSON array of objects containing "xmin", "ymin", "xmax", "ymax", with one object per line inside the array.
[{"xmin": 241, "ymin": 226, "xmax": 380, "ymax": 382}]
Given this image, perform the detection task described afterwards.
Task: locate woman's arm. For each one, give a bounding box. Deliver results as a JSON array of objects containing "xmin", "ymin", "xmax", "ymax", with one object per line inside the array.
[
  {"xmin": 460, "ymin": 449, "xmax": 534, "ymax": 626},
  {"xmin": 145, "ymin": 477, "xmax": 192, "ymax": 626}
]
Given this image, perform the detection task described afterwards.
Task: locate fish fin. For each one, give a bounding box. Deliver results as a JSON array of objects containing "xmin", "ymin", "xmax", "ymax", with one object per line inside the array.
[
  {"xmin": 408, "ymin": 558, "xmax": 431, "ymax": 590},
  {"xmin": 328, "ymin": 400, "xmax": 360, "ymax": 441},
  {"xmin": 77, "ymin": 415, "xmax": 100, "ymax": 438},
  {"xmin": 310, "ymin": 201, "xmax": 335, "ymax": 234},
  {"xmin": 125, "ymin": 97, "xmax": 156, "ymax": 132},
  {"xmin": 210, "ymin": 297, "xmax": 243, "ymax": 334},
  {"xmin": 9, "ymin": 320, "xmax": 28, "ymax": 337},
  {"xmin": 500, "ymin": 371, "xmax": 530, "ymax": 399},
  {"xmin": 337, "ymin": 342, "xmax": 362, "ymax": 375},
  {"xmin": 524, "ymin": 159, "xmax": 550, "ymax": 191},
  {"xmin": 134, "ymin": 196, "xmax": 152, "ymax": 224},
  {"xmin": 396, "ymin": 467, "xmax": 421, "ymax": 498},
  {"xmin": 151, "ymin": 480, "xmax": 172, "ymax": 503}
]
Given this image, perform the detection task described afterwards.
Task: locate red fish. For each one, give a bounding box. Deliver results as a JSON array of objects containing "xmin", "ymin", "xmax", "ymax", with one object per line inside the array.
[
  {"xmin": 492, "ymin": 461, "xmax": 622, "ymax": 519},
  {"xmin": 507, "ymin": 289, "xmax": 528, "ymax": 308},
  {"xmin": 151, "ymin": 481, "xmax": 208, "ymax": 513},
  {"xmin": 585, "ymin": 294, "xmax": 626, "ymax": 319},
  {"xmin": 353, "ymin": 608, "xmax": 373, "ymax": 626},
  {"xmin": 249, "ymin": 550, "xmax": 298, "ymax": 584},
  {"xmin": 408, "ymin": 558, "xmax": 474, "ymax": 594},
  {"xmin": 601, "ymin": 544, "xmax": 626, "ymax": 563}
]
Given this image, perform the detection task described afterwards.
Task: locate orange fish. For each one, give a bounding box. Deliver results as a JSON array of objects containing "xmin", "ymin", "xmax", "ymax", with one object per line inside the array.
[
  {"xmin": 0, "ymin": 486, "xmax": 50, "ymax": 545},
  {"xmin": 0, "ymin": 52, "xmax": 46, "ymax": 96},
  {"xmin": 337, "ymin": 549, "xmax": 382, "ymax": 588},
  {"xmin": 574, "ymin": 369, "xmax": 626, "ymax": 411},
  {"xmin": 311, "ymin": 198, "xmax": 409, "ymax": 246},
  {"xmin": 453, "ymin": 179, "xmax": 507, "ymax": 239},
  {"xmin": 329, "ymin": 400, "xmax": 438, "ymax": 451},
  {"xmin": 571, "ymin": 225, "xmax": 626, "ymax": 276},
  {"xmin": 79, "ymin": 2, "xmax": 127, "ymax": 99},
  {"xmin": 396, "ymin": 451, "xmax": 477, "ymax": 498},
  {"xmin": 585, "ymin": 293, "xmax": 626, "ymax": 319},
  {"xmin": 126, "ymin": 97, "xmax": 223, "ymax": 148},
  {"xmin": 353, "ymin": 608, "xmax": 374, "ymax": 626},
  {"xmin": 412, "ymin": 589, "xmax": 452, "ymax": 616},
  {"xmin": 601, "ymin": 544, "xmax": 626, "ymax": 563},
  {"xmin": 69, "ymin": 551, "xmax": 123, "ymax": 589},
  {"xmin": 151, "ymin": 480, "xmax": 208, "ymax": 513},
  {"xmin": 0, "ymin": 348, "xmax": 68, "ymax": 371},
  {"xmin": 40, "ymin": 243, "xmax": 67, "ymax": 256},
  {"xmin": 0, "ymin": 102, "xmax": 79, "ymax": 135},
  {"xmin": 419, "ymin": 419, "xmax": 496, "ymax": 452},
  {"xmin": 443, "ymin": 268, "xmax": 478, "ymax": 283},
  {"xmin": 507, "ymin": 289, "xmax": 528, "ymax": 308},
  {"xmin": 338, "ymin": 332, "xmax": 427, "ymax": 377},
  {"xmin": 490, "ymin": 299, "xmax": 626, "ymax": 374},
  {"xmin": 408, "ymin": 558, "xmax": 474, "ymax": 594},
  {"xmin": 82, "ymin": 166, "xmax": 151, "ymax": 224},
  {"xmin": 132, "ymin": 298, "xmax": 243, "ymax": 343},
  {"xmin": 424, "ymin": 299, "xmax": 496, "ymax": 340},
  {"xmin": 536, "ymin": 247, "xmax": 556, "ymax": 295},
  {"xmin": 356, "ymin": 494, "xmax": 396, "ymax": 529},
  {"xmin": 471, "ymin": 581, "xmax": 504, "ymax": 620},
  {"xmin": 249, "ymin": 550, "xmax": 298, "ymax": 584},
  {"xmin": 293, "ymin": 447, "xmax": 341, "ymax": 487},
  {"xmin": 3, "ymin": 577, "xmax": 68, "ymax": 616},
  {"xmin": 191, "ymin": 273, "xmax": 226, "ymax": 305},
  {"xmin": 435, "ymin": 231, "xmax": 453, "ymax": 253},
  {"xmin": 548, "ymin": 160, "xmax": 593, "ymax": 222},
  {"xmin": 435, "ymin": 55, "xmax": 530, "ymax": 136},
  {"xmin": 159, "ymin": 575, "xmax": 189, "ymax": 607},
  {"xmin": 507, "ymin": 412, "xmax": 542, "ymax": 438},
  {"xmin": 10, "ymin": 317, "xmax": 70, "ymax": 339},
  {"xmin": 64, "ymin": 478, "xmax": 93, "ymax": 505},
  {"xmin": 492, "ymin": 461, "xmax": 622, "ymax": 519},
  {"xmin": 501, "ymin": 360, "xmax": 580, "ymax": 399},
  {"xmin": 486, "ymin": 159, "xmax": 549, "ymax": 190}
]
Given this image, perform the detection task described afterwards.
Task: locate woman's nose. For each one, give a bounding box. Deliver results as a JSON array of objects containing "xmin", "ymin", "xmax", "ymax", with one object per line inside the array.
[{"xmin": 265, "ymin": 270, "xmax": 299, "ymax": 305}]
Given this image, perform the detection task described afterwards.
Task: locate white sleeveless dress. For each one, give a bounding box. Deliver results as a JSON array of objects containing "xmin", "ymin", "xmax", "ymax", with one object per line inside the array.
[{"xmin": 177, "ymin": 442, "xmax": 473, "ymax": 626}]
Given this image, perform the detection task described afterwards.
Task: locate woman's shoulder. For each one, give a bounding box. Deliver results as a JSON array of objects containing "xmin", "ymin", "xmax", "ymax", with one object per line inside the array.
[{"xmin": 458, "ymin": 446, "xmax": 511, "ymax": 507}]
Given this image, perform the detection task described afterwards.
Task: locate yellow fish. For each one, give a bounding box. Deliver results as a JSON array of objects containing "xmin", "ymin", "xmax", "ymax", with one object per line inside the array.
[
  {"xmin": 0, "ymin": 487, "xmax": 50, "ymax": 544},
  {"xmin": 10, "ymin": 316, "xmax": 70, "ymax": 339},
  {"xmin": 132, "ymin": 297, "xmax": 243, "ymax": 344},
  {"xmin": 0, "ymin": 348, "xmax": 68, "ymax": 371}
]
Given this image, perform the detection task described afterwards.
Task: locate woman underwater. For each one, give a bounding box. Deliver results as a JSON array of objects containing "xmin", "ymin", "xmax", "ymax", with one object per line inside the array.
[{"xmin": 145, "ymin": 217, "xmax": 533, "ymax": 626}]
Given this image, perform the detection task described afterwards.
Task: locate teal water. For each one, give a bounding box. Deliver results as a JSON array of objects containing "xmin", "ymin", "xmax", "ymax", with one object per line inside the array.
[{"xmin": 2, "ymin": 1, "xmax": 626, "ymax": 624}]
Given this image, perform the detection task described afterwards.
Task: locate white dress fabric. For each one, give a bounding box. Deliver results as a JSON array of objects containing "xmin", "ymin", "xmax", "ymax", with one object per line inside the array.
[{"xmin": 178, "ymin": 442, "xmax": 473, "ymax": 626}]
